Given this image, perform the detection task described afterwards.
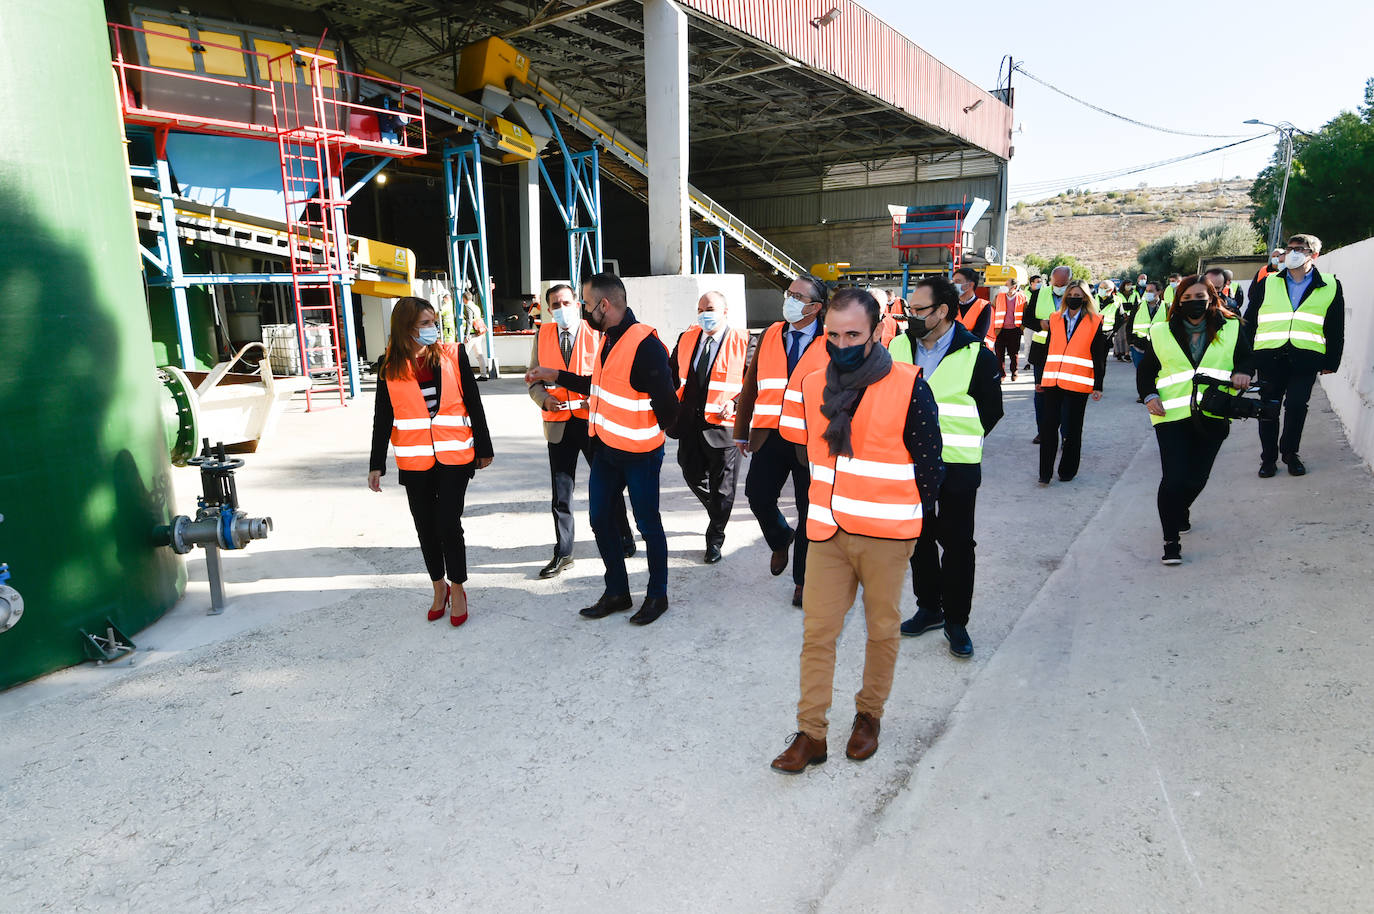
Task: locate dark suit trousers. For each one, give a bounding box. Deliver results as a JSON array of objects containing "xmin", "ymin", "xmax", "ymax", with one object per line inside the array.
[
  {"xmin": 909, "ymin": 463, "xmax": 980, "ymax": 626},
  {"xmin": 1257, "ymin": 358, "xmax": 1318, "ymax": 462},
  {"xmin": 1155, "ymin": 420, "xmax": 1228, "ymax": 542},
  {"xmin": 677, "ymin": 422, "xmax": 740, "ymax": 547},
  {"xmin": 1039, "ymin": 387, "xmax": 1090, "ymax": 481},
  {"xmin": 589, "ymin": 444, "xmax": 668, "ymax": 598},
  {"xmin": 548, "ymin": 416, "xmax": 631, "ymax": 557},
  {"xmin": 744, "ymin": 429, "xmax": 810, "ymax": 585},
  {"xmin": 994, "ymin": 328, "xmax": 1021, "ymax": 377},
  {"xmin": 403, "ymin": 465, "xmax": 472, "ymax": 584}
]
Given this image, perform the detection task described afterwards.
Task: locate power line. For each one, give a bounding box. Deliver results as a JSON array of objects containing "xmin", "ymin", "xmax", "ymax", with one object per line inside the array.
[
  {"xmin": 1010, "ymin": 134, "xmax": 1271, "ymax": 199},
  {"xmin": 1012, "ymin": 63, "xmax": 1254, "ymax": 139}
]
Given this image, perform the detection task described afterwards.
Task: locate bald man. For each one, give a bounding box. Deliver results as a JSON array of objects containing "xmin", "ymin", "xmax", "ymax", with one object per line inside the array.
[{"xmin": 669, "ymin": 292, "xmax": 752, "ymax": 563}]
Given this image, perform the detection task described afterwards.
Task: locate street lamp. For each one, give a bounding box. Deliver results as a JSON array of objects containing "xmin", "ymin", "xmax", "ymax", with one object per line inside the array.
[{"xmin": 1245, "ymin": 118, "xmax": 1299, "ymax": 250}]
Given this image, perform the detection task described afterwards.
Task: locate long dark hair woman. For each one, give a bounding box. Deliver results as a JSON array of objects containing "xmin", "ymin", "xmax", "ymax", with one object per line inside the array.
[
  {"xmin": 368, "ymin": 296, "xmax": 493, "ymax": 624},
  {"xmin": 1136, "ymin": 275, "xmax": 1252, "ymax": 565}
]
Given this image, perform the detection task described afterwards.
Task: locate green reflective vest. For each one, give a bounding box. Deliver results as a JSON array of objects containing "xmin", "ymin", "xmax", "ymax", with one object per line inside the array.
[
  {"xmin": 1097, "ymin": 293, "xmax": 1125, "ymax": 332},
  {"xmin": 889, "ymin": 333, "xmax": 985, "ymax": 464},
  {"xmin": 1027, "ymin": 287, "xmax": 1057, "ymax": 344},
  {"xmin": 1132, "ymin": 299, "xmax": 1166, "ymax": 340},
  {"xmin": 1163, "ymin": 285, "xmax": 1177, "ymax": 305},
  {"xmin": 1148, "ymin": 318, "xmax": 1240, "ymax": 425},
  {"xmin": 1253, "ymin": 271, "xmax": 1336, "ymax": 354}
]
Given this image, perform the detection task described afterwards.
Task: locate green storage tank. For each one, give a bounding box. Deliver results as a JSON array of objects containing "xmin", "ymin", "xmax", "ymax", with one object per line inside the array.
[{"xmin": 0, "ymin": 1, "xmax": 184, "ymax": 688}]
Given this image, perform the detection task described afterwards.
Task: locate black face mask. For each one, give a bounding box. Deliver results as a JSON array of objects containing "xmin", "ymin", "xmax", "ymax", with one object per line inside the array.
[
  {"xmin": 584, "ymin": 305, "xmax": 604, "ymax": 331},
  {"xmin": 827, "ymin": 340, "xmax": 870, "ymax": 373},
  {"xmin": 908, "ymin": 308, "xmax": 942, "ymax": 340},
  {"xmin": 1064, "ymin": 297, "xmax": 1085, "ymax": 310},
  {"xmin": 1181, "ymin": 300, "xmax": 1208, "ymax": 321}
]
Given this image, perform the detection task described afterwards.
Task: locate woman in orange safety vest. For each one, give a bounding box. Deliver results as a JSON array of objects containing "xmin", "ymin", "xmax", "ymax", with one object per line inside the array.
[
  {"xmin": 368, "ymin": 296, "xmax": 493, "ymax": 626},
  {"xmin": 1036, "ymin": 280, "xmax": 1110, "ymax": 485}
]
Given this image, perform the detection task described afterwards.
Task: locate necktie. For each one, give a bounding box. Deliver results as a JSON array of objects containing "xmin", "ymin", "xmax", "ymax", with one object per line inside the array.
[
  {"xmin": 559, "ymin": 330, "xmax": 572, "ymax": 365},
  {"xmin": 697, "ymin": 336, "xmax": 715, "ymax": 388},
  {"xmin": 786, "ymin": 330, "xmax": 802, "ymax": 374}
]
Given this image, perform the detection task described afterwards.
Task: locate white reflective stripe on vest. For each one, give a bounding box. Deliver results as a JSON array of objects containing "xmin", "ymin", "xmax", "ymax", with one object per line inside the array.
[
  {"xmin": 1289, "ymin": 331, "xmax": 1326, "ymax": 345},
  {"xmin": 934, "ymin": 402, "xmax": 980, "ymax": 419},
  {"xmin": 563, "ymin": 399, "xmax": 589, "ymax": 410},
  {"xmin": 831, "ymin": 494, "xmax": 922, "ymax": 522},
  {"xmin": 592, "ymin": 414, "xmax": 661, "ymax": 440},
  {"xmin": 434, "ymin": 439, "xmax": 475, "ymax": 453},
  {"xmin": 757, "ymin": 379, "xmax": 788, "ymax": 391},
  {"xmin": 393, "ymin": 417, "xmax": 431, "ymax": 431},
  {"xmin": 753, "ymin": 404, "xmax": 782, "ymax": 417},
  {"xmin": 1256, "ymin": 312, "xmax": 1292, "ymax": 324},
  {"xmin": 941, "ymin": 433, "xmax": 983, "ymax": 449},
  {"xmin": 590, "ymin": 384, "xmax": 653, "ymax": 412},
  {"xmin": 1196, "ymin": 367, "xmax": 1232, "ymax": 382},
  {"xmin": 431, "ymin": 414, "xmax": 472, "ymax": 427},
  {"xmin": 1158, "ymin": 394, "xmax": 1192, "ymax": 412},
  {"xmin": 1157, "ymin": 369, "xmax": 1197, "ymax": 389},
  {"xmin": 1045, "ymin": 370, "xmax": 1094, "ymax": 386},
  {"xmin": 1290, "ymin": 311, "xmax": 1326, "ymax": 326},
  {"xmin": 809, "ymin": 504, "xmax": 836, "ymax": 527},
  {"xmin": 810, "ymin": 463, "xmax": 835, "ymax": 484},
  {"xmin": 1054, "ymin": 355, "xmax": 1095, "ymax": 368},
  {"xmin": 784, "ymin": 389, "xmax": 803, "ymax": 403},
  {"xmin": 393, "ymin": 444, "xmax": 436, "ymax": 457},
  {"xmin": 779, "ymin": 415, "xmax": 805, "ymax": 430},
  {"xmin": 707, "ymin": 380, "xmax": 743, "ymax": 394}
]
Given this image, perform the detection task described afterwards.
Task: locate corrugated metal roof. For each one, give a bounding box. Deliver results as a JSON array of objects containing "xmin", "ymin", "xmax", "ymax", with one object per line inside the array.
[{"xmin": 675, "ymin": 0, "xmax": 1012, "ymax": 159}]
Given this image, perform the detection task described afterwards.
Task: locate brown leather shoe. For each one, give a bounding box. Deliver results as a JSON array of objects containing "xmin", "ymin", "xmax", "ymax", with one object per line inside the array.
[
  {"xmin": 770, "ymin": 732, "xmax": 827, "ymax": 774},
  {"xmin": 770, "ymin": 545, "xmax": 789, "ymax": 576},
  {"xmin": 846, "ymin": 712, "xmax": 880, "ymax": 761},
  {"xmin": 792, "ymin": 585, "xmax": 803, "ymax": 608}
]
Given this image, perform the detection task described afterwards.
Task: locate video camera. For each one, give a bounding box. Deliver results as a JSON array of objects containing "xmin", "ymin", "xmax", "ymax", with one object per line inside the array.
[{"xmin": 1196, "ymin": 382, "xmax": 1280, "ymax": 422}]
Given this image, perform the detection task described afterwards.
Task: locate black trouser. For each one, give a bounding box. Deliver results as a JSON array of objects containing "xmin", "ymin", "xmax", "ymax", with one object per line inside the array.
[
  {"xmin": 744, "ymin": 429, "xmax": 810, "ymax": 585},
  {"xmin": 677, "ymin": 424, "xmax": 740, "ymax": 548},
  {"xmin": 1028, "ymin": 341, "xmax": 1047, "ymax": 428},
  {"xmin": 993, "ymin": 328, "xmax": 1021, "ymax": 377},
  {"xmin": 1257, "ymin": 358, "xmax": 1318, "ymax": 463},
  {"xmin": 1038, "ymin": 387, "xmax": 1090, "ymax": 481},
  {"xmin": 403, "ymin": 464, "xmax": 473, "ymax": 583},
  {"xmin": 548, "ymin": 417, "xmax": 632, "ymax": 558},
  {"xmin": 1155, "ymin": 419, "xmax": 1228, "ymax": 542},
  {"xmin": 910, "ymin": 463, "xmax": 980, "ymax": 627}
]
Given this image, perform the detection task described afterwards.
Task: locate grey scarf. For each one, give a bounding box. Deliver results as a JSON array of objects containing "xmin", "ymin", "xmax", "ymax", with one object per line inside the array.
[{"xmin": 820, "ymin": 343, "xmax": 893, "ymax": 457}]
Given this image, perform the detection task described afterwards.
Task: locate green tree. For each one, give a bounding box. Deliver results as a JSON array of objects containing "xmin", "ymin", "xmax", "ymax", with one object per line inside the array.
[
  {"xmin": 1250, "ymin": 77, "xmax": 1374, "ymax": 249},
  {"xmin": 1136, "ymin": 221, "xmax": 1261, "ymax": 277}
]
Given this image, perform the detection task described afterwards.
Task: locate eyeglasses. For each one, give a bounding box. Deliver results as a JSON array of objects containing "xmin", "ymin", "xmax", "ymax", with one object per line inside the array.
[{"xmin": 1287, "ymin": 245, "xmax": 1313, "ymax": 254}]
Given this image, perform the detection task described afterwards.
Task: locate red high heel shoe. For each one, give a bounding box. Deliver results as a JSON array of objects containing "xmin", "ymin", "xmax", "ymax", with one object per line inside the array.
[
  {"xmin": 428, "ymin": 583, "xmax": 450, "ymax": 622},
  {"xmin": 450, "ymin": 584, "xmax": 469, "ymax": 627}
]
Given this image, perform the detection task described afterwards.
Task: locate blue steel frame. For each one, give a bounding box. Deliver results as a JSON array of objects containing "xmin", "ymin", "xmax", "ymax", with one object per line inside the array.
[
  {"xmin": 442, "ymin": 137, "xmax": 494, "ymax": 365},
  {"xmin": 692, "ymin": 233, "xmax": 726, "ymax": 274},
  {"xmin": 133, "ymin": 145, "xmax": 364, "ymax": 396},
  {"xmin": 536, "ymin": 109, "xmax": 602, "ymax": 291}
]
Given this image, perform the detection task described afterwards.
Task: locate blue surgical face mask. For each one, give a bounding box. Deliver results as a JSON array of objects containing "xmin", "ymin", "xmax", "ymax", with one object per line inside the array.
[
  {"xmin": 698, "ymin": 310, "xmax": 721, "ymax": 333},
  {"xmin": 415, "ymin": 326, "xmax": 439, "ymax": 346},
  {"xmin": 826, "ymin": 339, "xmax": 869, "ymax": 373},
  {"xmin": 953, "ymin": 281, "xmax": 967, "ymax": 295},
  {"xmin": 782, "ymin": 295, "xmax": 809, "ymax": 324}
]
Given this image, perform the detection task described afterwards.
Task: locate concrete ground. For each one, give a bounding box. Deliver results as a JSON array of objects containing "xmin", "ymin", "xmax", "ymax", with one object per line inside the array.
[{"xmin": 3, "ymin": 354, "xmax": 1371, "ymax": 913}]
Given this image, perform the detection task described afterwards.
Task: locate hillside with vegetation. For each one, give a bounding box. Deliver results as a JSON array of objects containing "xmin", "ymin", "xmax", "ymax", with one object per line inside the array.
[{"xmin": 1007, "ymin": 179, "xmax": 1256, "ymax": 278}]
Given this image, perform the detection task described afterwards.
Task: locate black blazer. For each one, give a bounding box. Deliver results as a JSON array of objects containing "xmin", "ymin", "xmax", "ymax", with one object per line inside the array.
[{"xmin": 1242, "ymin": 267, "xmax": 1345, "ymax": 374}]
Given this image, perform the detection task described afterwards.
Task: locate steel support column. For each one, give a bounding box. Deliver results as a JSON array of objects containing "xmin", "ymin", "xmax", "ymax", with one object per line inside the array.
[
  {"xmin": 692, "ymin": 233, "xmax": 725, "ymax": 273},
  {"xmin": 443, "ymin": 138, "xmax": 494, "ymax": 367},
  {"xmin": 537, "ymin": 110, "xmax": 603, "ymax": 290}
]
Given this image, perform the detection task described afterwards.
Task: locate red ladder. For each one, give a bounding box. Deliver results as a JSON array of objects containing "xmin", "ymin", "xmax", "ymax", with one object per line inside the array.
[{"xmin": 277, "ymin": 129, "xmax": 348, "ymax": 410}]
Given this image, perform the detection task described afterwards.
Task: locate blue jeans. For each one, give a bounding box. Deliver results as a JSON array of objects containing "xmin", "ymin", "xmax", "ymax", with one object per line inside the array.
[
  {"xmin": 1130, "ymin": 346, "xmax": 1145, "ymax": 372},
  {"xmin": 589, "ymin": 444, "xmax": 668, "ymax": 598}
]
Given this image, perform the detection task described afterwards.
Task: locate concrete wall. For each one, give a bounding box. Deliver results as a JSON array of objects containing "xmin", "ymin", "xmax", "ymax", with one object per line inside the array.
[
  {"xmin": 1317, "ymin": 236, "xmax": 1374, "ymax": 471},
  {"xmin": 620, "ymin": 272, "xmax": 749, "ymax": 340}
]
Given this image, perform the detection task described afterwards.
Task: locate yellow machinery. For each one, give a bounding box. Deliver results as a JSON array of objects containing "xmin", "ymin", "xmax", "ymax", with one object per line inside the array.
[
  {"xmin": 810, "ymin": 262, "xmax": 851, "ymax": 282},
  {"xmin": 456, "ymin": 36, "xmax": 530, "ymax": 95},
  {"xmin": 353, "ymin": 238, "xmax": 415, "ymax": 298},
  {"xmin": 983, "ymin": 264, "xmax": 1022, "ymax": 284}
]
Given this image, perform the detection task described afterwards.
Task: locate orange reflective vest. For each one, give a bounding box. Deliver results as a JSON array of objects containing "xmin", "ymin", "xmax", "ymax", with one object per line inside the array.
[
  {"xmin": 387, "ymin": 344, "xmax": 474, "ymax": 470},
  {"xmin": 878, "ymin": 314, "xmax": 899, "ymax": 347},
  {"xmin": 1042, "ymin": 310, "xmax": 1102, "ymax": 393},
  {"xmin": 536, "ymin": 322, "xmax": 598, "ymax": 421},
  {"xmin": 588, "ymin": 322, "xmax": 667, "ymax": 453},
  {"xmin": 675, "ymin": 324, "xmax": 750, "ymax": 426},
  {"xmin": 779, "ymin": 344, "xmax": 832, "ymax": 445},
  {"xmin": 991, "ymin": 291, "xmax": 1025, "ymax": 331},
  {"xmin": 798, "ymin": 363, "xmax": 924, "ymax": 541},
  {"xmin": 958, "ymin": 297, "xmax": 988, "ymax": 332},
  {"xmin": 754, "ymin": 322, "xmax": 828, "ymax": 434}
]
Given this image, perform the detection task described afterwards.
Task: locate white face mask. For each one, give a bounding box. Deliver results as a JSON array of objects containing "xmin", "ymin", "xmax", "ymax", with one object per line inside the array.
[
  {"xmin": 1051, "ymin": 284, "xmax": 1067, "ymax": 297},
  {"xmin": 551, "ymin": 304, "xmax": 580, "ymax": 331},
  {"xmin": 782, "ymin": 295, "xmax": 809, "ymax": 324},
  {"xmin": 953, "ymin": 282, "xmax": 967, "ymax": 295},
  {"xmin": 1143, "ymin": 292, "xmax": 1157, "ymax": 303},
  {"xmin": 1285, "ymin": 249, "xmax": 1310, "ymax": 271},
  {"xmin": 1270, "ymin": 256, "xmax": 1282, "ymax": 267},
  {"xmin": 1169, "ymin": 281, "xmax": 1179, "ymax": 289},
  {"xmin": 698, "ymin": 310, "xmax": 722, "ymax": 333}
]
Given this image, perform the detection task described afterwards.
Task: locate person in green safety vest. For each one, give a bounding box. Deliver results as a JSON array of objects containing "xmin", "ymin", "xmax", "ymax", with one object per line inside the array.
[
  {"xmin": 1136, "ymin": 275, "xmax": 1254, "ymax": 565},
  {"xmin": 1129, "ymin": 281, "xmax": 1169, "ymax": 394},
  {"xmin": 889, "ymin": 274, "xmax": 1003, "ymax": 659},
  {"xmin": 1163, "ymin": 273, "xmax": 1182, "ymax": 305},
  {"xmin": 437, "ymin": 292, "xmax": 457, "ymax": 344},
  {"xmin": 1095, "ymin": 280, "xmax": 1124, "ymax": 346},
  {"xmin": 1113, "ymin": 279, "xmax": 1139, "ymax": 361},
  {"xmin": 1242, "ymin": 233, "xmax": 1346, "ymax": 478}
]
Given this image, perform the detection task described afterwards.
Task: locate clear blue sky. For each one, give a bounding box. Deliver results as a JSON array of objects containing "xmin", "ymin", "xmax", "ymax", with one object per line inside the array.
[{"xmin": 865, "ymin": 0, "xmax": 1374, "ymax": 202}]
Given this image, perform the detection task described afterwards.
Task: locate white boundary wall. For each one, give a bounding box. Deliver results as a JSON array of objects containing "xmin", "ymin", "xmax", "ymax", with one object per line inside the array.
[{"xmin": 1318, "ymin": 236, "xmax": 1374, "ymax": 471}]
